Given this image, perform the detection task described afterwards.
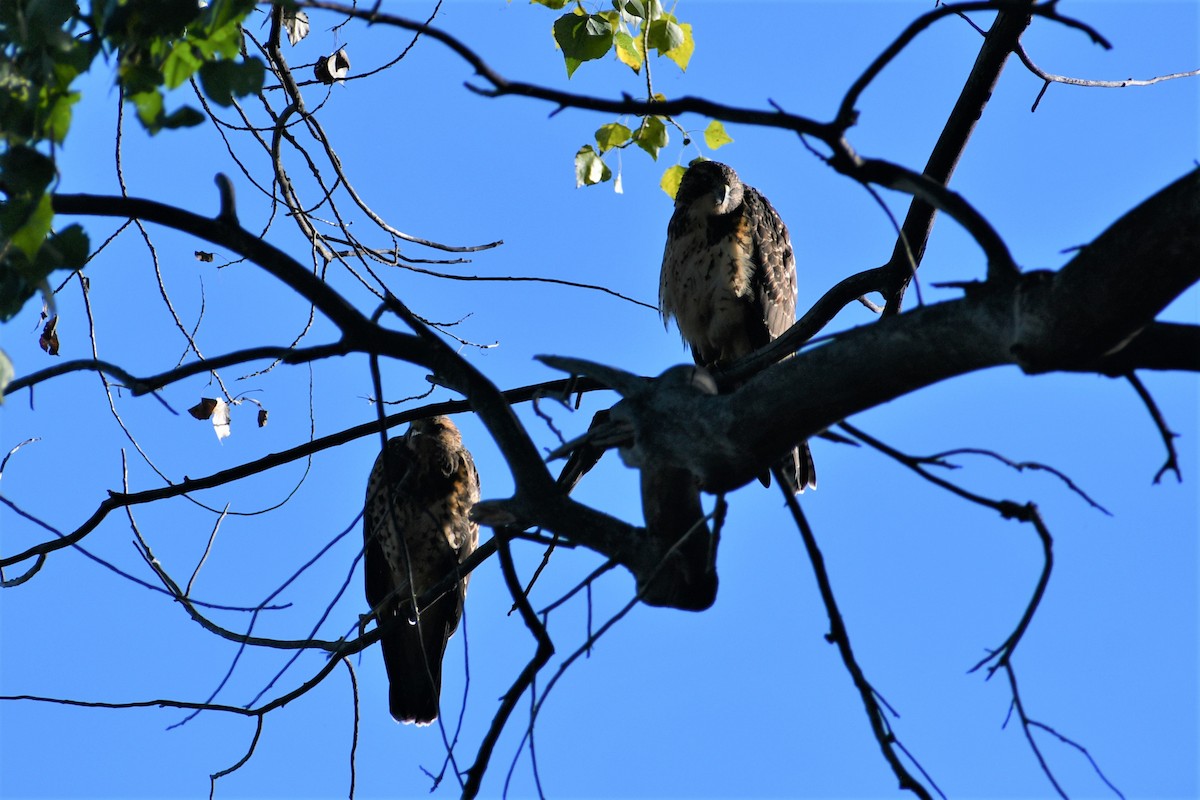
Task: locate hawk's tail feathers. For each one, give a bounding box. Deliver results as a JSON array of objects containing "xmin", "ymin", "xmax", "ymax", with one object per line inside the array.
[
  {"xmin": 775, "ymin": 441, "xmax": 816, "ymax": 495},
  {"xmin": 379, "ymin": 603, "xmax": 451, "ymax": 726}
]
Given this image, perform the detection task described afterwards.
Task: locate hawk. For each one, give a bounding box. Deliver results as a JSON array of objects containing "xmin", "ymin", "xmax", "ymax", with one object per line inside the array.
[
  {"xmin": 363, "ymin": 415, "xmax": 479, "ymax": 725},
  {"xmin": 659, "ymin": 159, "xmax": 815, "ymax": 493}
]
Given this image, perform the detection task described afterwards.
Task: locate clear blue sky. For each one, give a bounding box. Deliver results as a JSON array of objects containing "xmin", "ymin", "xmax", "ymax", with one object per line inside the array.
[{"xmin": 1, "ymin": 2, "xmax": 1197, "ymax": 798}]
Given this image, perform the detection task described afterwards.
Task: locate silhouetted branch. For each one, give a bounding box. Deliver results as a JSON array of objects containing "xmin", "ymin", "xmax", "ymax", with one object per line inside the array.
[
  {"xmin": 463, "ymin": 529, "xmax": 554, "ymax": 800},
  {"xmin": 1126, "ymin": 372, "xmax": 1182, "ymax": 484},
  {"xmin": 1015, "ymin": 39, "xmax": 1199, "ymax": 112},
  {"xmin": 775, "ymin": 466, "xmax": 934, "ymax": 800}
]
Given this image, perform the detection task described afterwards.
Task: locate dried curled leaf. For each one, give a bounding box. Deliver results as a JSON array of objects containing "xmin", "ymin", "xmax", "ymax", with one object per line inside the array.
[
  {"xmin": 313, "ymin": 48, "xmax": 350, "ymax": 84},
  {"xmin": 195, "ymin": 250, "xmax": 214, "ymax": 262},
  {"xmin": 38, "ymin": 315, "xmax": 59, "ymax": 356},
  {"xmin": 283, "ymin": 10, "xmax": 309, "ymax": 46},
  {"xmin": 189, "ymin": 397, "xmax": 232, "ymax": 441},
  {"xmin": 0, "ymin": 348, "xmax": 12, "ymax": 403}
]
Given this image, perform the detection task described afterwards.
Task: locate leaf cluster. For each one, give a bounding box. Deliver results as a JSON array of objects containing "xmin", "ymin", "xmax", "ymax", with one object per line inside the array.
[
  {"xmin": 0, "ymin": 0, "xmax": 265, "ymax": 338},
  {"xmin": 531, "ymin": 0, "xmax": 727, "ymax": 193},
  {"xmin": 96, "ymin": 0, "xmax": 264, "ymax": 131}
]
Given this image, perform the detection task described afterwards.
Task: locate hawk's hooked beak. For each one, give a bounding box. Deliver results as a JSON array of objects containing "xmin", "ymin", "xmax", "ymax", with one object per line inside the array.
[{"xmin": 713, "ymin": 183, "xmax": 729, "ymax": 208}]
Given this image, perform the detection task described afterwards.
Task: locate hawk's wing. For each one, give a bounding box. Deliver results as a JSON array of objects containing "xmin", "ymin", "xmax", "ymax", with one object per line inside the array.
[{"xmin": 743, "ymin": 184, "xmax": 798, "ymax": 344}]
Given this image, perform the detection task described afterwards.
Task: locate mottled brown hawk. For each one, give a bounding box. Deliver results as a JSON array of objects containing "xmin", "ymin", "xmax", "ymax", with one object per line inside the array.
[
  {"xmin": 363, "ymin": 415, "xmax": 479, "ymax": 725},
  {"xmin": 659, "ymin": 159, "xmax": 815, "ymax": 493}
]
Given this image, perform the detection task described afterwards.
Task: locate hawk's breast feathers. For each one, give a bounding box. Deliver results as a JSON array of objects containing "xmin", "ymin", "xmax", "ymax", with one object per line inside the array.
[{"xmin": 660, "ymin": 160, "xmax": 797, "ymax": 367}]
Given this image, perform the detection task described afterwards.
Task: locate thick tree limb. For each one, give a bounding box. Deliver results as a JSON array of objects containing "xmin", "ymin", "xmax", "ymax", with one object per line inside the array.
[
  {"xmin": 540, "ymin": 170, "xmax": 1200, "ymax": 500},
  {"xmin": 878, "ymin": 5, "xmax": 1035, "ymax": 313}
]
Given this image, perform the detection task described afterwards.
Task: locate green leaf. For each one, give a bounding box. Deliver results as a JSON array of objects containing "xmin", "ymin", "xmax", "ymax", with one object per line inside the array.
[
  {"xmin": 665, "ymin": 22, "xmax": 694, "ymax": 71},
  {"xmin": 703, "ymin": 119, "xmax": 733, "ymax": 150},
  {"xmin": 0, "ymin": 347, "xmax": 12, "ymax": 402},
  {"xmin": 632, "ymin": 115, "xmax": 668, "ymax": 160},
  {"xmin": 163, "ymin": 41, "xmax": 203, "ymax": 89},
  {"xmin": 129, "ymin": 89, "xmax": 203, "ymax": 133},
  {"xmin": 614, "ymin": 0, "xmax": 662, "ymax": 21},
  {"xmin": 199, "ymin": 58, "xmax": 264, "ymax": 106},
  {"xmin": 595, "ymin": 122, "xmax": 633, "ymax": 153},
  {"xmin": 614, "ymin": 31, "xmax": 643, "ymax": 73},
  {"xmin": 0, "ymin": 146, "xmax": 56, "ymax": 195},
  {"xmin": 553, "ymin": 11, "xmax": 614, "ymax": 78},
  {"xmin": 197, "ymin": 16, "xmax": 247, "ymax": 60},
  {"xmin": 662, "ymin": 22, "xmax": 693, "ymax": 70},
  {"xmin": 661, "ymin": 164, "xmax": 687, "ymax": 199},
  {"xmin": 646, "ymin": 18, "xmax": 684, "ymax": 53},
  {"xmin": 8, "ymin": 193, "xmax": 54, "ymax": 260},
  {"xmin": 39, "ymin": 224, "xmax": 90, "ymax": 270},
  {"xmin": 198, "ymin": 0, "xmax": 256, "ymax": 35},
  {"xmin": 42, "ymin": 90, "xmax": 80, "ymax": 143},
  {"xmin": 130, "ymin": 89, "xmax": 165, "ymax": 129},
  {"xmin": 532, "ymin": 0, "xmax": 570, "ymax": 8},
  {"xmin": 119, "ymin": 61, "xmax": 165, "ymax": 97},
  {"xmin": 0, "ymin": 223, "xmax": 88, "ymax": 323},
  {"xmin": 159, "ymin": 105, "xmax": 205, "ymax": 130},
  {"xmin": 574, "ymin": 145, "xmax": 612, "ymax": 188}
]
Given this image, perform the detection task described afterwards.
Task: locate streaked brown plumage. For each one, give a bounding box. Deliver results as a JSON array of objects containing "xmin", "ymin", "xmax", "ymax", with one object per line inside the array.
[
  {"xmin": 659, "ymin": 160, "xmax": 815, "ymax": 493},
  {"xmin": 363, "ymin": 416, "xmax": 479, "ymax": 725}
]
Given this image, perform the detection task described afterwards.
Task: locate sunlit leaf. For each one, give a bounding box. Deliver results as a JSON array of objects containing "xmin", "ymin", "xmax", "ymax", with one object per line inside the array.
[
  {"xmin": 633, "ymin": 115, "xmax": 668, "ymax": 161},
  {"xmin": 574, "ymin": 145, "xmax": 611, "ymax": 187},
  {"xmin": 532, "ymin": 0, "xmax": 570, "ymax": 8},
  {"xmin": 8, "ymin": 194, "xmax": 53, "ymax": 260},
  {"xmin": 43, "ymin": 91, "xmax": 80, "ymax": 143},
  {"xmin": 553, "ymin": 11, "xmax": 613, "ymax": 77},
  {"xmin": 0, "ymin": 221, "xmax": 87, "ymax": 323},
  {"xmin": 646, "ymin": 18, "xmax": 683, "ymax": 53},
  {"xmin": 163, "ymin": 41, "xmax": 202, "ymax": 89},
  {"xmin": 129, "ymin": 89, "xmax": 164, "ymax": 128},
  {"xmin": 660, "ymin": 164, "xmax": 687, "ymax": 198},
  {"xmin": 662, "ymin": 22, "xmax": 693, "ymax": 70},
  {"xmin": 614, "ymin": 31, "xmax": 643, "ymax": 73},
  {"xmin": 703, "ymin": 119, "xmax": 733, "ymax": 150},
  {"xmin": 615, "ymin": 0, "xmax": 662, "ymax": 21},
  {"xmin": 595, "ymin": 122, "xmax": 633, "ymax": 153}
]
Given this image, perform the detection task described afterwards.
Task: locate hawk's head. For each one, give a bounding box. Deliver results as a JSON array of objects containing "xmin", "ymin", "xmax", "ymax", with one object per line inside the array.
[
  {"xmin": 674, "ymin": 160, "xmax": 744, "ymax": 219},
  {"xmin": 405, "ymin": 415, "xmax": 464, "ymax": 476}
]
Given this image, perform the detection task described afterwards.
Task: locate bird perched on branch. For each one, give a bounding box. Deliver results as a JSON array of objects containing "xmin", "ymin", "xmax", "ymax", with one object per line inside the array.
[
  {"xmin": 659, "ymin": 159, "xmax": 815, "ymax": 493},
  {"xmin": 363, "ymin": 415, "xmax": 479, "ymax": 725}
]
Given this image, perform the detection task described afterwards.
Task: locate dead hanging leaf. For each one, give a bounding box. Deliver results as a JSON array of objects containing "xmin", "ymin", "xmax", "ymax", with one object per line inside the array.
[
  {"xmin": 39, "ymin": 315, "xmax": 60, "ymax": 356},
  {"xmin": 195, "ymin": 250, "xmax": 215, "ymax": 263},
  {"xmin": 189, "ymin": 397, "xmax": 232, "ymax": 441},
  {"xmin": 257, "ymin": 408, "xmax": 269, "ymax": 427},
  {"xmin": 211, "ymin": 400, "xmax": 231, "ymax": 441},
  {"xmin": 284, "ymin": 10, "xmax": 310, "ymax": 45},
  {"xmin": 188, "ymin": 398, "xmax": 218, "ymax": 420},
  {"xmin": 313, "ymin": 48, "xmax": 350, "ymax": 84}
]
